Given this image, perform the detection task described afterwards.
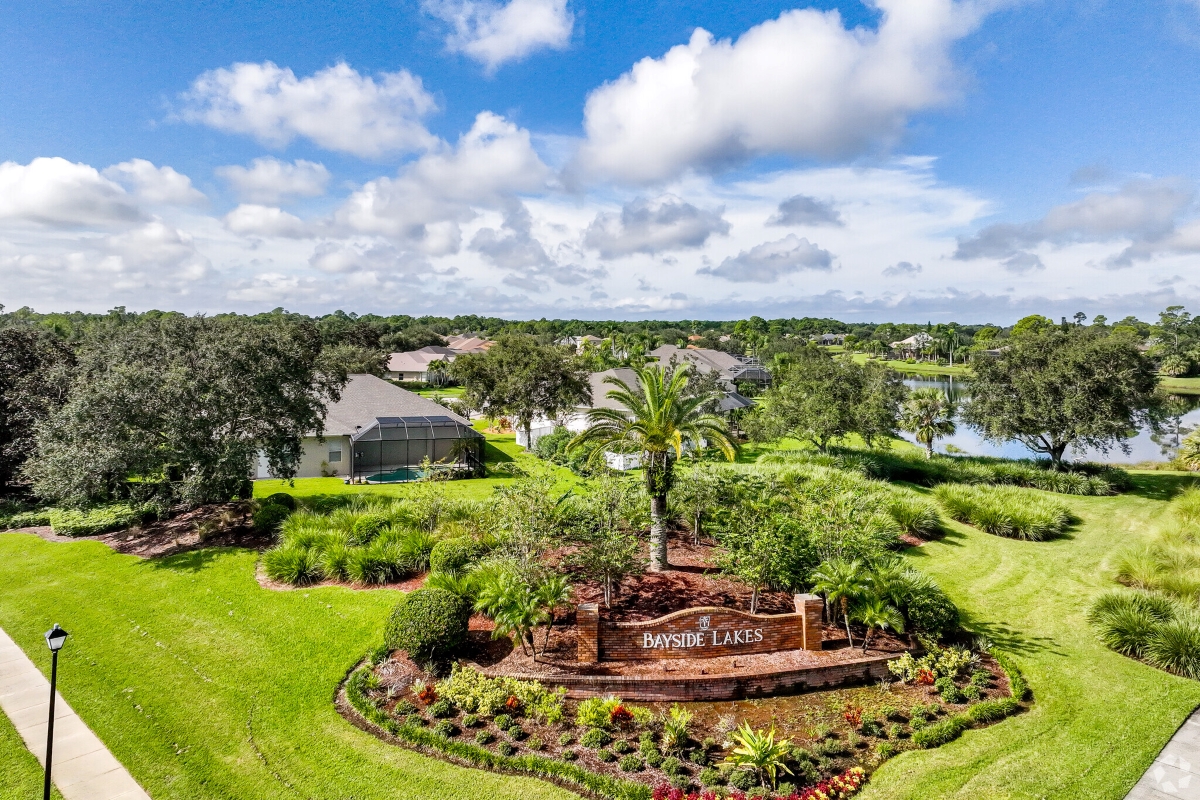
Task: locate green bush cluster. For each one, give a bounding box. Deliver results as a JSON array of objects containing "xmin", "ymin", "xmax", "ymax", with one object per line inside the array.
[
  {"xmin": 384, "ymin": 588, "xmax": 469, "ymax": 660},
  {"xmin": 1088, "ymin": 590, "xmax": 1200, "ymax": 679},
  {"xmin": 48, "ymin": 503, "xmax": 154, "ymax": 536},
  {"xmin": 435, "ymin": 665, "xmax": 566, "ymax": 722},
  {"xmin": 933, "ymin": 484, "xmax": 1073, "ymax": 540},
  {"xmin": 428, "ymin": 536, "xmax": 489, "ymax": 574}
]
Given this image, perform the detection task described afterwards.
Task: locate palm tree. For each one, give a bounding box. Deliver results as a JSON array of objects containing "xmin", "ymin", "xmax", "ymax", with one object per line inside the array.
[
  {"xmin": 535, "ymin": 574, "xmax": 572, "ymax": 652},
  {"xmin": 900, "ymin": 388, "xmax": 956, "ymax": 458},
  {"xmin": 568, "ymin": 364, "xmax": 736, "ymax": 571},
  {"xmin": 811, "ymin": 559, "xmax": 867, "ymax": 646},
  {"xmin": 1180, "ymin": 429, "xmax": 1200, "ymax": 471},
  {"xmin": 853, "ymin": 594, "xmax": 905, "ymax": 652}
]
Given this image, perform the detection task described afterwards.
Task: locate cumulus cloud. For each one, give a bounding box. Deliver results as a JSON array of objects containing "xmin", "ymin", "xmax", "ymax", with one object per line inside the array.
[
  {"xmin": 954, "ymin": 178, "xmax": 1194, "ymax": 269},
  {"xmin": 583, "ymin": 195, "xmax": 730, "ymax": 257},
  {"xmin": 335, "ymin": 112, "xmax": 552, "ymax": 253},
  {"xmin": 0, "ymin": 157, "xmax": 141, "ymax": 228},
  {"xmin": 882, "ymin": 260, "xmax": 922, "ymax": 276},
  {"xmin": 574, "ymin": 0, "xmax": 980, "ymax": 183},
  {"xmin": 768, "ymin": 194, "xmax": 843, "ymax": 226},
  {"xmin": 425, "ymin": 0, "xmax": 573, "ymax": 72},
  {"xmin": 698, "ymin": 234, "xmax": 833, "ymax": 282},
  {"xmin": 216, "ymin": 157, "xmax": 330, "ymax": 203},
  {"xmin": 101, "ymin": 221, "xmax": 211, "ymax": 283},
  {"xmin": 472, "ymin": 201, "xmax": 605, "ymax": 290},
  {"xmin": 102, "ymin": 159, "xmax": 206, "ymax": 206},
  {"xmin": 308, "ymin": 240, "xmax": 431, "ymax": 276},
  {"xmin": 181, "ymin": 61, "xmax": 438, "ymax": 157},
  {"xmin": 223, "ymin": 204, "xmax": 309, "ymax": 238}
]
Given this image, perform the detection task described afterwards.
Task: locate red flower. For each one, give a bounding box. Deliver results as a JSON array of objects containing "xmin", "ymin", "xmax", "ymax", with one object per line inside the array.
[
  {"xmin": 416, "ymin": 685, "xmax": 438, "ymax": 704},
  {"xmin": 609, "ymin": 704, "xmax": 634, "ymax": 727},
  {"xmin": 504, "ymin": 695, "xmax": 522, "ymax": 712},
  {"xmin": 842, "ymin": 703, "xmax": 863, "ymax": 727},
  {"xmin": 916, "ymin": 668, "xmax": 936, "ymax": 685}
]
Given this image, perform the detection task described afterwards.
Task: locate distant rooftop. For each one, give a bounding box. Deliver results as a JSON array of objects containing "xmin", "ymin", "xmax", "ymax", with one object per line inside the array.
[{"xmin": 321, "ymin": 374, "xmax": 470, "ymax": 437}]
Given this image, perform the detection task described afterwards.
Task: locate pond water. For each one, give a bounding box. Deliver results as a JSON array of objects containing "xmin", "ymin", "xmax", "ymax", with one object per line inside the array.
[{"xmin": 897, "ymin": 374, "xmax": 1200, "ymax": 464}]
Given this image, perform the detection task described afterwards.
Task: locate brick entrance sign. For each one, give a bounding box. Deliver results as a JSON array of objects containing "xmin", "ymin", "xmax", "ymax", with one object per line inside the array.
[{"xmin": 577, "ymin": 594, "xmax": 823, "ymax": 663}]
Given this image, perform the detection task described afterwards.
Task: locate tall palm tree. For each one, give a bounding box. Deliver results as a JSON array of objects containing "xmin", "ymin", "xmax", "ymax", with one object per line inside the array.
[
  {"xmin": 569, "ymin": 364, "xmax": 736, "ymax": 571},
  {"xmin": 811, "ymin": 559, "xmax": 867, "ymax": 646},
  {"xmin": 899, "ymin": 388, "xmax": 957, "ymax": 458}
]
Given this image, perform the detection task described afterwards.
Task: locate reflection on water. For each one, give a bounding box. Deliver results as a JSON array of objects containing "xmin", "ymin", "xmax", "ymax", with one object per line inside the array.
[{"xmin": 898, "ymin": 373, "xmax": 1200, "ymax": 464}]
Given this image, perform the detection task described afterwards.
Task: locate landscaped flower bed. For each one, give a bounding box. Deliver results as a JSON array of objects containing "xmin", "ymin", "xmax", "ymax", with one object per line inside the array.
[{"xmin": 343, "ymin": 642, "xmax": 1029, "ymax": 800}]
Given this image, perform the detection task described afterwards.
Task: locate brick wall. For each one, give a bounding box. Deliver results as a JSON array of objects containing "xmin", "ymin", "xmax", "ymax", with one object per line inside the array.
[
  {"xmin": 581, "ymin": 596, "xmax": 824, "ymax": 662},
  {"xmin": 486, "ymin": 652, "xmax": 905, "ymax": 701}
]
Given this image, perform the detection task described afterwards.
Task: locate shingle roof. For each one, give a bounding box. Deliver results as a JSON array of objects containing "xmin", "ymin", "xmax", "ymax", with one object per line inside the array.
[
  {"xmin": 321, "ymin": 374, "xmax": 471, "ymax": 436},
  {"xmin": 386, "ymin": 348, "xmax": 454, "ymax": 373}
]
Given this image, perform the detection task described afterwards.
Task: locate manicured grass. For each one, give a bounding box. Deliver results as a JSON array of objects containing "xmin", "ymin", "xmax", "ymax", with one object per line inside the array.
[
  {"xmin": 847, "ymin": 353, "xmax": 972, "ymax": 377},
  {"xmin": 1159, "ymin": 375, "xmax": 1200, "ymax": 395},
  {"xmin": 863, "ymin": 471, "xmax": 1200, "ymax": 799},
  {"xmin": 414, "ymin": 386, "xmax": 466, "ymax": 400},
  {"xmin": 0, "ymin": 707, "xmax": 62, "ymax": 800},
  {"xmin": 0, "ymin": 536, "xmax": 573, "ymax": 800}
]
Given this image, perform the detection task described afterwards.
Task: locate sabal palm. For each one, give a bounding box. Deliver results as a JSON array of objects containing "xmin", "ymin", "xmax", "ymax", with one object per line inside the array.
[
  {"xmin": 900, "ymin": 388, "xmax": 957, "ymax": 458},
  {"xmin": 811, "ymin": 559, "xmax": 867, "ymax": 647},
  {"xmin": 569, "ymin": 364, "xmax": 736, "ymax": 571},
  {"xmin": 854, "ymin": 594, "xmax": 905, "ymax": 652}
]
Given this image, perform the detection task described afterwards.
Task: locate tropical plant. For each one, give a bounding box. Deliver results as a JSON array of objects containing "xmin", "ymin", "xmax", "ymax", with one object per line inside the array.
[
  {"xmin": 900, "ymin": 388, "xmax": 957, "ymax": 458},
  {"xmin": 473, "ymin": 569, "xmax": 547, "ymax": 657},
  {"xmin": 669, "ymin": 464, "xmax": 725, "ymax": 545},
  {"xmin": 659, "ymin": 705, "xmax": 693, "ymax": 755},
  {"xmin": 1180, "ymin": 429, "xmax": 1200, "ymax": 471},
  {"xmin": 721, "ymin": 723, "xmax": 794, "ymax": 789},
  {"xmin": 568, "ymin": 364, "xmax": 736, "ymax": 571},
  {"xmin": 853, "ymin": 594, "xmax": 905, "ymax": 651},
  {"xmin": 811, "ymin": 558, "xmax": 867, "ymax": 646},
  {"xmin": 535, "ymin": 574, "xmax": 572, "ymax": 652},
  {"xmin": 933, "ymin": 484, "xmax": 1072, "ymax": 540}
]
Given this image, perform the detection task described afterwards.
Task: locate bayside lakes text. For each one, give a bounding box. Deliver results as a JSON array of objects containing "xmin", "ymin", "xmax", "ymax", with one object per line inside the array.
[{"xmin": 642, "ymin": 628, "xmax": 765, "ymax": 650}]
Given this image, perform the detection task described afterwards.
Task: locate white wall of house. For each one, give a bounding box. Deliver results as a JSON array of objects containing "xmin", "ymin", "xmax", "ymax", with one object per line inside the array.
[{"xmin": 256, "ymin": 435, "xmax": 352, "ymax": 479}]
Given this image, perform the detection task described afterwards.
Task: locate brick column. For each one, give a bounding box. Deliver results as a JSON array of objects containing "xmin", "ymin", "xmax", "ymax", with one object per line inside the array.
[
  {"xmin": 577, "ymin": 603, "xmax": 600, "ymax": 663},
  {"xmin": 794, "ymin": 593, "xmax": 824, "ymax": 651}
]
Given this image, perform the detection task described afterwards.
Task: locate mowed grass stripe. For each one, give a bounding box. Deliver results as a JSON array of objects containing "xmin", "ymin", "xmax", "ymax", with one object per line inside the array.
[
  {"xmin": 863, "ymin": 474, "xmax": 1200, "ymax": 799},
  {"xmin": 0, "ymin": 536, "xmax": 574, "ymax": 800}
]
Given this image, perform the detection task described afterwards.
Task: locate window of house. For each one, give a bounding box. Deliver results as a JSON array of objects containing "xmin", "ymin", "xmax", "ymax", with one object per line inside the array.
[{"xmin": 328, "ymin": 447, "xmax": 342, "ymax": 463}]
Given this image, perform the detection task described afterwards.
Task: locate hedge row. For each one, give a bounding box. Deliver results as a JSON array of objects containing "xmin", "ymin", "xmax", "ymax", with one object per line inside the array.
[
  {"xmin": 344, "ymin": 664, "xmax": 651, "ymax": 800},
  {"xmin": 0, "ymin": 503, "xmax": 153, "ymax": 536}
]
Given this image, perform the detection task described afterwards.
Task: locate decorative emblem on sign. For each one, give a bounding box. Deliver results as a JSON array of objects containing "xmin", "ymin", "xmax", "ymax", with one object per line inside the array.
[{"xmin": 698, "ymin": 616, "xmax": 711, "ymax": 630}]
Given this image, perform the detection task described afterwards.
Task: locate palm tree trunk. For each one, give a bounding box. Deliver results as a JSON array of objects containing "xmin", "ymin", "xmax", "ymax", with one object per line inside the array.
[
  {"xmin": 543, "ymin": 614, "xmax": 555, "ymax": 652},
  {"xmin": 649, "ymin": 494, "xmax": 669, "ymax": 571},
  {"xmin": 841, "ymin": 598, "xmax": 854, "ymax": 647},
  {"xmin": 750, "ymin": 586, "xmax": 759, "ymax": 614},
  {"xmin": 693, "ymin": 513, "xmax": 701, "ymax": 546}
]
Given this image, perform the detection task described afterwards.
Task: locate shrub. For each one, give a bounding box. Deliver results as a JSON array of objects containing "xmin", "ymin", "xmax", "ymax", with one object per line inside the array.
[
  {"xmin": 497, "ymin": 741, "xmax": 516, "ymax": 757},
  {"xmin": 252, "ymin": 503, "xmax": 292, "ymax": 534},
  {"xmin": 814, "ymin": 738, "xmax": 846, "ymax": 757},
  {"xmin": 961, "ymin": 684, "xmax": 982, "ymax": 701},
  {"xmin": 428, "ymin": 698, "xmax": 455, "ymax": 718},
  {"xmin": 493, "ymin": 713, "xmax": 514, "ymax": 730},
  {"xmin": 687, "ymin": 748, "xmax": 707, "ymax": 765},
  {"xmin": 560, "ymin": 749, "xmax": 578, "ymax": 761},
  {"xmin": 597, "ymin": 749, "xmax": 617, "ymax": 763},
  {"xmin": 661, "ymin": 756, "xmax": 684, "ymax": 776},
  {"xmin": 475, "ymin": 730, "xmax": 494, "ymax": 745},
  {"xmin": 877, "ymin": 741, "xmax": 897, "ymax": 760},
  {"xmin": 462, "ymin": 713, "xmax": 479, "ymax": 728},
  {"xmin": 2, "ymin": 509, "xmax": 53, "ymax": 529},
  {"xmin": 859, "ymin": 719, "xmax": 885, "ymax": 738},
  {"xmin": 581, "ymin": 728, "xmax": 612, "ymax": 749},
  {"xmin": 383, "ymin": 588, "xmax": 469, "ymax": 660},
  {"xmin": 644, "ymin": 749, "xmax": 663, "ymax": 768},
  {"xmin": 887, "ymin": 494, "xmax": 943, "ymax": 538},
  {"xmin": 966, "ymin": 698, "xmax": 1019, "ymax": 723},
  {"xmin": 933, "ymin": 484, "xmax": 1072, "ymax": 540},
  {"xmin": 429, "ymin": 536, "xmax": 487, "ymax": 574},
  {"xmin": 1145, "ymin": 614, "xmax": 1200, "ymax": 680},
  {"xmin": 901, "ymin": 580, "xmax": 961, "ymax": 641},
  {"xmin": 508, "ymin": 725, "xmax": 526, "ymax": 741},
  {"xmin": 912, "ymin": 715, "xmax": 971, "ymax": 748},
  {"xmin": 576, "ymin": 695, "xmax": 621, "ymax": 729},
  {"xmin": 262, "ymin": 545, "xmax": 321, "ymax": 585},
  {"xmin": 612, "ymin": 739, "xmax": 632, "ymax": 754},
  {"xmin": 393, "ymin": 700, "xmax": 418, "ymax": 716},
  {"xmin": 1089, "ymin": 590, "xmax": 1179, "ymax": 657},
  {"xmin": 618, "ymin": 754, "xmax": 643, "ymax": 772},
  {"xmin": 436, "ymin": 665, "xmax": 565, "ymax": 721},
  {"xmin": 971, "ymin": 670, "xmax": 992, "ymax": 687},
  {"xmin": 558, "ymin": 732, "xmax": 574, "ymax": 746},
  {"xmin": 433, "ymin": 720, "xmax": 457, "ymax": 738},
  {"xmin": 50, "ymin": 503, "xmax": 151, "ymax": 536},
  {"xmin": 728, "ymin": 769, "xmax": 757, "ymax": 791},
  {"xmin": 888, "ymin": 723, "xmax": 904, "ymax": 739},
  {"xmin": 527, "ymin": 736, "xmax": 544, "ymax": 751},
  {"xmin": 699, "ymin": 767, "xmax": 723, "ymax": 787},
  {"xmin": 405, "ymin": 713, "xmax": 425, "ymax": 726},
  {"xmin": 262, "ymin": 492, "xmax": 297, "ymax": 511}
]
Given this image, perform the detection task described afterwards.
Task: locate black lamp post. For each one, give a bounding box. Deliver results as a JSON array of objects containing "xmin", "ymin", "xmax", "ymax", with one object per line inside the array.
[{"xmin": 43, "ymin": 624, "xmax": 68, "ymax": 800}]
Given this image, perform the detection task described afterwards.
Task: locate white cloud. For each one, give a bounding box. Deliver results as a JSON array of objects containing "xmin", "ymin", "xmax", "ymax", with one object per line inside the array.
[
  {"xmin": 102, "ymin": 159, "xmax": 207, "ymax": 206},
  {"xmin": 882, "ymin": 260, "xmax": 922, "ymax": 276},
  {"xmin": 698, "ymin": 233, "xmax": 834, "ymax": 282},
  {"xmin": 954, "ymin": 178, "xmax": 1194, "ymax": 269},
  {"xmin": 574, "ymin": 0, "xmax": 980, "ymax": 184},
  {"xmin": 223, "ymin": 204, "xmax": 309, "ymax": 238},
  {"xmin": 181, "ymin": 61, "xmax": 438, "ymax": 157},
  {"xmin": 583, "ymin": 195, "xmax": 730, "ymax": 257},
  {"xmin": 101, "ymin": 221, "xmax": 211, "ymax": 282},
  {"xmin": 308, "ymin": 240, "xmax": 431, "ymax": 277},
  {"xmin": 0, "ymin": 157, "xmax": 140, "ymax": 228},
  {"xmin": 216, "ymin": 157, "xmax": 330, "ymax": 203},
  {"xmin": 425, "ymin": 0, "xmax": 573, "ymax": 72},
  {"xmin": 768, "ymin": 194, "xmax": 843, "ymax": 226},
  {"xmin": 335, "ymin": 112, "xmax": 552, "ymax": 252},
  {"xmin": 471, "ymin": 200, "xmax": 605, "ymax": 289}
]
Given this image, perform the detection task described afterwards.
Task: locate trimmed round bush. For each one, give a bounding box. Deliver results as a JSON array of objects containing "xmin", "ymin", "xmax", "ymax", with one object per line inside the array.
[
  {"xmin": 618, "ymin": 754, "xmax": 643, "ymax": 772},
  {"xmin": 262, "ymin": 545, "xmax": 320, "ymax": 585},
  {"xmin": 462, "ymin": 714, "xmax": 480, "ymax": 728},
  {"xmin": 661, "ymin": 756, "xmax": 683, "ymax": 776},
  {"xmin": 699, "ymin": 767, "xmax": 724, "ymax": 787},
  {"xmin": 475, "ymin": 730, "xmax": 494, "ymax": 744},
  {"xmin": 496, "ymin": 741, "xmax": 516, "ymax": 757},
  {"xmin": 433, "ymin": 720, "xmax": 457, "ymax": 737},
  {"xmin": 728, "ymin": 769, "xmax": 757, "ymax": 791},
  {"xmin": 384, "ymin": 588, "xmax": 469, "ymax": 660},
  {"xmin": 507, "ymin": 725, "xmax": 525, "ymax": 741},
  {"xmin": 580, "ymin": 727, "xmax": 611, "ymax": 749},
  {"xmin": 612, "ymin": 739, "xmax": 632, "ymax": 754},
  {"xmin": 262, "ymin": 492, "xmax": 297, "ymax": 511},
  {"xmin": 253, "ymin": 503, "xmax": 291, "ymax": 534},
  {"xmin": 560, "ymin": 749, "xmax": 578, "ymax": 761},
  {"xmin": 428, "ymin": 698, "xmax": 455, "ymax": 718},
  {"xmin": 429, "ymin": 536, "xmax": 487, "ymax": 574},
  {"xmin": 558, "ymin": 732, "xmax": 574, "ymax": 746},
  {"xmin": 597, "ymin": 748, "xmax": 616, "ymax": 763}
]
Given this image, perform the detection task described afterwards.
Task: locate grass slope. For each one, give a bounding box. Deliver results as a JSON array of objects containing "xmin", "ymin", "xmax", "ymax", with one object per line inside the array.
[
  {"xmin": 1159, "ymin": 376, "xmax": 1200, "ymax": 395},
  {"xmin": 0, "ymin": 537, "xmax": 571, "ymax": 800},
  {"xmin": 0, "ymin": 706, "xmax": 62, "ymax": 800},
  {"xmin": 863, "ymin": 473, "xmax": 1200, "ymax": 800}
]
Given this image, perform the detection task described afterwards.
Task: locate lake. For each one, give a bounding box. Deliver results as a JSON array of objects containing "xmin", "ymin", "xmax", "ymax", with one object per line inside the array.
[{"xmin": 897, "ymin": 374, "xmax": 1200, "ymax": 464}]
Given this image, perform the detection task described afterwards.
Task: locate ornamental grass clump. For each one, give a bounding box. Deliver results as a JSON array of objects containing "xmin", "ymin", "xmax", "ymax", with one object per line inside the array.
[
  {"xmin": 933, "ymin": 484, "xmax": 1072, "ymax": 540},
  {"xmin": 886, "ymin": 493, "xmax": 943, "ymax": 539}
]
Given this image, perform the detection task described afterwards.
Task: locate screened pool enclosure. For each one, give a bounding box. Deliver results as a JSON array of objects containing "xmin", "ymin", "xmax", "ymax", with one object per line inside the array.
[{"xmin": 350, "ymin": 415, "xmax": 485, "ymax": 482}]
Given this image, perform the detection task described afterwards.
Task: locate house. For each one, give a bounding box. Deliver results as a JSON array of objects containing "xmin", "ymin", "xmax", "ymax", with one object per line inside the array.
[
  {"xmin": 648, "ymin": 344, "xmax": 771, "ymax": 386},
  {"xmin": 562, "ymin": 334, "xmax": 605, "ymax": 353},
  {"xmin": 445, "ymin": 335, "xmax": 492, "ymax": 354},
  {"xmin": 813, "ymin": 333, "xmax": 845, "ymax": 346},
  {"xmin": 384, "ymin": 345, "xmax": 457, "ymax": 382},
  {"xmin": 890, "ymin": 333, "xmax": 934, "ymax": 359},
  {"xmin": 255, "ymin": 374, "xmax": 483, "ymax": 482}
]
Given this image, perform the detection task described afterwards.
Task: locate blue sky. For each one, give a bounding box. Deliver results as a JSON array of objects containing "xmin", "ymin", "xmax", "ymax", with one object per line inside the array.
[{"xmin": 2, "ymin": 0, "xmax": 1200, "ymax": 321}]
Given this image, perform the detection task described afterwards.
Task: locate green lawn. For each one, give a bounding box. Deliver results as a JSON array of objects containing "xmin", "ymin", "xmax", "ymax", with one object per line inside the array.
[
  {"xmin": 846, "ymin": 352, "xmax": 972, "ymax": 377},
  {"xmin": 0, "ymin": 537, "xmax": 573, "ymax": 800},
  {"xmin": 863, "ymin": 471, "xmax": 1200, "ymax": 799},
  {"xmin": 1159, "ymin": 375, "xmax": 1200, "ymax": 395},
  {"xmin": 414, "ymin": 386, "xmax": 466, "ymax": 400}
]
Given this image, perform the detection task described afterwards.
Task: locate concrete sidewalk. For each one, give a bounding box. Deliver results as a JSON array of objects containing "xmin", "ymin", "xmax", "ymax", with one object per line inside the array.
[
  {"xmin": 0, "ymin": 626, "xmax": 150, "ymax": 800},
  {"xmin": 1128, "ymin": 708, "xmax": 1200, "ymax": 799}
]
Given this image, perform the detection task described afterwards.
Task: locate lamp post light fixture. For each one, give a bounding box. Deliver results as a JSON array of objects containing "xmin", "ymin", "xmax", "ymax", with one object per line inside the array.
[{"xmin": 43, "ymin": 624, "xmax": 69, "ymax": 800}]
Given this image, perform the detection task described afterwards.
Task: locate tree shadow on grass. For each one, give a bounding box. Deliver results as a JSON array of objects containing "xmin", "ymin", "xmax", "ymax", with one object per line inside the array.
[
  {"xmin": 1126, "ymin": 472, "xmax": 1200, "ymax": 502},
  {"xmin": 904, "ymin": 525, "xmax": 970, "ymax": 555},
  {"xmin": 483, "ymin": 441, "xmax": 515, "ymax": 465},
  {"xmin": 141, "ymin": 547, "xmax": 230, "ymax": 573},
  {"xmin": 959, "ymin": 615, "xmax": 1066, "ymax": 660}
]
